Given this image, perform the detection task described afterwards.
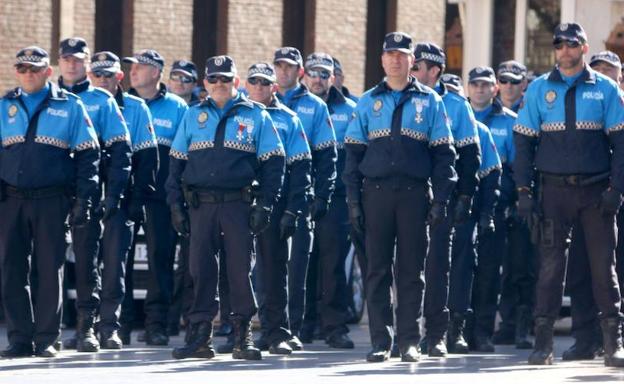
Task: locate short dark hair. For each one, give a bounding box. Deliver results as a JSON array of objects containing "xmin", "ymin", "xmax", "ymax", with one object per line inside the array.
[{"xmin": 413, "ymin": 60, "xmax": 445, "ymax": 80}]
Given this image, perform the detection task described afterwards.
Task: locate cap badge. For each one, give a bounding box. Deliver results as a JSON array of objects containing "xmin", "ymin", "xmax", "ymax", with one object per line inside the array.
[
  {"xmin": 560, "ymin": 23, "xmax": 569, "ymax": 31},
  {"xmin": 393, "ymin": 34, "xmax": 402, "ymax": 43},
  {"xmin": 68, "ymin": 38, "xmax": 77, "ymax": 47},
  {"xmin": 98, "ymin": 53, "xmax": 107, "ymax": 61},
  {"xmin": 215, "ymin": 57, "xmax": 224, "ymax": 66}
]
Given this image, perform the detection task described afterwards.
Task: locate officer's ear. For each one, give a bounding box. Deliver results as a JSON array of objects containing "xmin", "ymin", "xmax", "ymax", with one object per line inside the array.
[
  {"xmin": 297, "ymin": 66, "xmax": 305, "ymax": 79},
  {"xmin": 234, "ymin": 76, "xmax": 240, "ymax": 88},
  {"xmin": 581, "ymin": 43, "xmax": 589, "ymax": 55},
  {"xmin": 44, "ymin": 66, "xmax": 53, "ymax": 78},
  {"xmin": 115, "ymin": 71, "xmax": 124, "ymax": 82}
]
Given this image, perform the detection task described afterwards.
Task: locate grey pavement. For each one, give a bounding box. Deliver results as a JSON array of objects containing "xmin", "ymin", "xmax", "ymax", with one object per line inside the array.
[{"xmin": 0, "ymin": 323, "xmax": 623, "ymax": 383}]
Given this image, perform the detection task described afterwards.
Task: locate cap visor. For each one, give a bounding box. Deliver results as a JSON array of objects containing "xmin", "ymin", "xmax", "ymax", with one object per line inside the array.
[
  {"xmin": 61, "ymin": 52, "xmax": 87, "ymax": 59},
  {"xmin": 306, "ymin": 64, "xmax": 334, "ymax": 72},
  {"xmin": 122, "ymin": 57, "xmax": 139, "ymax": 64},
  {"xmin": 171, "ymin": 69, "xmax": 196, "ymax": 79},
  {"xmin": 15, "ymin": 61, "xmax": 48, "ymax": 67},
  {"xmin": 248, "ymin": 73, "xmax": 275, "ymax": 81},
  {"xmin": 469, "ymin": 76, "xmax": 496, "ymax": 83},
  {"xmin": 590, "ymin": 59, "xmax": 619, "ymax": 68},
  {"xmin": 498, "ymin": 72, "xmax": 523, "ymax": 81},
  {"xmin": 383, "ymin": 48, "xmax": 412, "ymax": 54},
  {"xmin": 206, "ymin": 71, "xmax": 235, "ymax": 78},
  {"xmin": 273, "ymin": 58, "xmax": 300, "ymax": 66}
]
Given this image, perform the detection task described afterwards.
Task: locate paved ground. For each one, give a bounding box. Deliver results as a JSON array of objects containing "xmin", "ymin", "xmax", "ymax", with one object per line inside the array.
[{"xmin": 0, "ymin": 323, "xmax": 623, "ymax": 383}]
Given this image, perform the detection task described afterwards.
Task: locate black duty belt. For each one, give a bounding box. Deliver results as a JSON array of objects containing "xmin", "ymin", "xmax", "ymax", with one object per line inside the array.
[
  {"xmin": 540, "ymin": 172, "xmax": 610, "ymax": 187},
  {"xmin": 183, "ymin": 186, "xmax": 253, "ymax": 206},
  {"xmin": 6, "ymin": 185, "xmax": 68, "ymax": 199}
]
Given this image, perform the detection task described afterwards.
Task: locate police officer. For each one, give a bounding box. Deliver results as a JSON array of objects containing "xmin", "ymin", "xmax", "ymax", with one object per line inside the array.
[
  {"xmin": 561, "ymin": 50, "xmax": 624, "ymax": 361},
  {"xmin": 167, "ymin": 55, "xmax": 285, "ymax": 361},
  {"xmin": 344, "ymin": 32, "xmax": 457, "ymax": 362},
  {"xmin": 0, "ymin": 46, "xmax": 100, "ymax": 358},
  {"xmin": 410, "ymin": 42, "xmax": 481, "ymax": 357},
  {"xmin": 300, "ymin": 52, "xmax": 355, "ymax": 349},
  {"xmin": 168, "ymin": 60, "xmax": 201, "ymax": 105},
  {"xmin": 514, "ymin": 22, "xmax": 624, "ymax": 367},
  {"xmin": 57, "ymin": 37, "xmax": 132, "ymax": 351},
  {"xmin": 245, "ymin": 62, "xmax": 312, "ymax": 355},
  {"xmin": 466, "ymin": 66, "xmax": 520, "ymax": 352},
  {"xmin": 493, "ymin": 60, "xmax": 535, "ymax": 349},
  {"xmin": 122, "ymin": 49, "xmax": 188, "ymax": 345},
  {"xmin": 273, "ymin": 46, "xmax": 337, "ymax": 348},
  {"xmin": 332, "ymin": 57, "xmax": 359, "ymax": 103}
]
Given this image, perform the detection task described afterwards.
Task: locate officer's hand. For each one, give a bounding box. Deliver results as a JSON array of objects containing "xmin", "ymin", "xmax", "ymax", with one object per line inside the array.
[
  {"xmin": 69, "ymin": 198, "xmax": 91, "ymax": 227},
  {"xmin": 478, "ymin": 214, "xmax": 495, "ymax": 236},
  {"xmin": 170, "ymin": 204, "xmax": 190, "ymax": 237},
  {"xmin": 348, "ymin": 202, "xmax": 365, "ymax": 234},
  {"xmin": 279, "ymin": 211, "xmax": 297, "ymax": 240},
  {"xmin": 128, "ymin": 199, "xmax": 146, "ymax": 225},
  {"xmin": 517, "ymin": 190, "xmax": 536, "ymax": 227},
  {"xmin": 453, "ymin": 194, "xmax": 472, "ymax": 224},
  {"xmin": 249, "ymin": 205, "xmax": 271, "ymax": 234},
  {"xmin": 599, "ymin": 187, "xmax": 623, "ymax": 217},
  {"xmin": 96, "ymin": 197, "xmax": 120, "ymax": 222},
  {"xmin": 427, "ymin": 201, "xmax": 447, "ymax": 227},
  {"xmin": 310, "ymin": 197, "xmax": 329, "ymax": 221}
]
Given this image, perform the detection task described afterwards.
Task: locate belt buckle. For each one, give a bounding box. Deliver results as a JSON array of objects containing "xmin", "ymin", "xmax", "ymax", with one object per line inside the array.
[{"xmin": 566, "ymin": 175, "xmax": 579, "ymax": 185}]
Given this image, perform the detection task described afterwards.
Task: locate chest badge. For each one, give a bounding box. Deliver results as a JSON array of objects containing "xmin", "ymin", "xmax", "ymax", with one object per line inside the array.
[
  {"xmin": 373, "ymin": 99, "xmax": 383, "ymax": 112},
  {"xmin": 545, "ymin": 90, "xmax": 557, "ymax": 104},
  {"xmin": 197, "ymin": 111, "xmax": 208, "ymax": 127},
  {"xmin": 237, "ymin": 123, "xmax": 245, "ymax": 141},
  {"xmin": 412, "ymin": 98, "xmax": 425, "ymax": 124},
  {"xmin": 8, "ymin": 104, "xmax": 18, "ymax": 118}
]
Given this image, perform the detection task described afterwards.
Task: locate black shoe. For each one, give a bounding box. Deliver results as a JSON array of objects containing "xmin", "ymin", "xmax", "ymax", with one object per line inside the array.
[
  {"xmin": 172, "ymin": 321, "xmax": 215, "ymax": 360},
  {"xmin": 254, "ymin": 335, "xmax": 270, "ymax": 351},
  {"xmin": 1, "ymin": 343, "xmax": 33, "ymax": 358},
  {"xmin": 269, "ymin": 340, "xmax": 293, "ymax": 355},
  {"xmin": 167, "ymin": 323, "xmax": 180, "ymax": 337},
  {"xmin": 119, "ymin": 326, "xmax": 132, "ymax": 346},
  {"xmin": 475, "ymin": 335, "xmax": 495, "ymax": 353},
  {"xmin": 298, "ymin": 328, "xmax": 314, "ymax": 344},
  {"xmin": 231, "ymin": 319, "xmax": 262, "ymax": 360},
  {"xmin": 528, "ymin": 317, "xmax": 554, "ymax": 365},
  {"xmin": 428, "ymin": 337, "xmax": 448, "ymax": 357},
  {"xmin": 401, "ymin": 345, "xmax": 421, "ymax": 362},
  {"xmin": 100, "ymin": 330, "xmax": 123, "ymax": 350},
  {"xmin": 562, "ymin": 340, "xmax": 599, "ymax": 361},
  {"xmin": 214, "ymin": 322, "xmax": 232, "ymax": 337},
  {"xmin": 63, "ymin": 335, "xmax": 78, "ymax": 350},
  {"xmin": 287, "ymin": 335, "xmax": 304, "ymax": 351},
  {"xmin": 390, "ymin": 341, "xmax": 400, "ymax": 358},
  {"xmin": 366, "ymin": 346, "xmax": 390, "ymax": 362},
  {"xmin": 492, "ymin": 326, "xmax": 515, "ymax": 345},
  {"xmin": 35, "ymin": 344, "xmax": 59, "ymax": 358},
  {"xmin": 216, "ymin": 333, "xmax": 235, "ymax": 354},
  {"xmin": 145, "ymin": 326, "xmax": 169, "ymax": 346},
  {"xmin": 326, "ymin": 332, "xmax": 354, "ymax": 349},
  {"xmin": 515, "ymin": 305, "xmax": 533, "ymax": 350},
  {"xmin": 448, "ymin": 313, "xmax": 469, "ymax": 354},
  {"xmin": 75, "ymin": 314, "xmax": 99, "ymax": 352},
  {"xmin": 600, "ymin": 317, "xmax": 624, "ymax": 367}
]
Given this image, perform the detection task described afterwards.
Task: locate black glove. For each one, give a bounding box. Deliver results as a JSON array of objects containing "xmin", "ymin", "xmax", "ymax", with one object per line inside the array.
[
  {"xmin": 279, "ymin": 210, "xmax": 297, "ymax": 240},
  {"xmin": 69, "ymin": 198, "xmax": 91, "ymax": 227},
  {"xmin": 348, "ymin": 202, "xmax": 365, "ymax": 234},
  {"xmin": 517, "ymin": 190, "xmax": 537, "ymax": 228},
  {"xmin": 128, "ymin": 199, "xmax": 146, "ymax": 225},
  {"xmin": 453, "ymin": 194, "xmax": 472, "ymax": 224},
  {"xmin": 96, "ymin": 196, "xmax": 120, "ymax": 222},
  {"xmin": 310, "ymin": 197, "xmax": 329, "ymax": 221},
  {"xmin": 599, "ymin": 188, "xmax": 623, "ymax": 217},
  {"xmin": 478, "ymin": 214, "xmax": 495, "ymax": 236},
  {"xmin": 427, "ymin": 201, "xmax": 447, "ymax": 227},
  {"xmin": 249, "ymin": 205, "xmax": 271, "ymax": 234},
  {"xmin": 170, "ymin": 204, "xmax": 190, "ymax": 237}
]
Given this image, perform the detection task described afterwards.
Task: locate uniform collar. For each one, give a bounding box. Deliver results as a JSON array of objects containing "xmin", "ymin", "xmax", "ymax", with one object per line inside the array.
[
  {"xmin": 342, "ymin": 85, "xmax": 354, "ymax": 99},
  {"xmin": 548, "ymin": 64, "xmax": 596, "ymax": 85},
  {"xmin": 114, "ymin": 86, "xmax": 125, "ymax": 109},
  {"xmin": 5, "ymin": 81, "xmax": 68, "ymax": 101},
  {"xmin": 129, "ymin": 82, "xmax": 168, "ymax": 103},
  {"xmin": 434, "ymin": 81, "xmax": 447, "ymax": 97},
  {"xmin": 267, "ymin": 95, "xmax": 284, "ymax": 110},
  {"xmin": 326, "ymin": 85, "xmax": 346, "ymax": 107},
  {"xmin": 371, "ymin": 76, "xmax": 430, "ymax": 97},
  {"xmin": 58, "ymin": 76, "xmax": 91, "ymax": 94}
]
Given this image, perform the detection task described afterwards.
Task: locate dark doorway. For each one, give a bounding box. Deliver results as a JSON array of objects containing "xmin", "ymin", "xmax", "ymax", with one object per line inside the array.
[
  {"xmin": 282, "ymin": 0, "xmax": 316, "ymax": 58},
  {"xmin": 192, "ymin": 0, "xmax": 228, "ymax": 77},
  {"xmin": 364, "ymin": 0, "xmax": 397, "ymax": 89},
  {"xmin": 95, "ymin": 0, "xmax": 133, "ymax": 57}
]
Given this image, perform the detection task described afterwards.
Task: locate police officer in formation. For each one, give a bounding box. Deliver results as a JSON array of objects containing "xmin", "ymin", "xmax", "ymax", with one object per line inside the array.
[
  {"xmin": 514, "ymin": 22, "xmax": 624, "ymax": 367},
  {"xmin": 0, "ymin": 46, "xmax": 100, "ymax": 358},
  {"xmin": 245, "ymin": 62, "xmax": 311, "ymax": 355},
  {"xmin": 300, "ymin": 52, "xmax": 355, "ymax": 349},
  {"xmin": 493, "ymin": 61, "xmax": 535, "ymax": 350},
  {"xmin": 166, "ymin": 55, "xmax": 285, "ymax": 360},
  {"xmin": 409, "ymin": 42, "xmax": 481, "ymax": 357},
  {"xmin": 56, "ymin": 37, "xmax": 133, "ymax": 351},
  {"xmin": 273, "ymin": 47, "xmax": 337, "ymax": 349},
  {"xmin": 344, "ymin": 32, "xmax": 457, "ymax": 362},
  {"xmin": 121, "ymin": 50, "xmax": 187, "ymax": 346},
  {"xmin": 562, "ymin": 50, "xmax": 624, "ymax": 361}
]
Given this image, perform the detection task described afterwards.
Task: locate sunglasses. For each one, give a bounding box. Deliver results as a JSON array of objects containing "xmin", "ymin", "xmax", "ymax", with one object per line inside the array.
[
  {"xmin": 247, "ymin": 77, "xmax": 273, "ymax": 86},
  {"xmin": 170, "ymin": 73, "xmax": 195, "ymax": 84},
  {"xmin": 206, "ymin": 75, "xmax": 233, "ymax": 84},
  {"xmin": 16, "ymin": 65, "xmax": 46, "ymax": 74},
  {"xmin": 499, "ymin": 78, "xmax": 522, "ymax": 85},
  {"xmin": 305, "ymin": 70, "xmax": 331, "ymax": 80},
  {"xmin": 553, "ymin": 40, "xmax": 581, "ymax": 50},
  {"xmin": 92, "ymin": 71, "xmax": 116, "ymax": 79}
]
